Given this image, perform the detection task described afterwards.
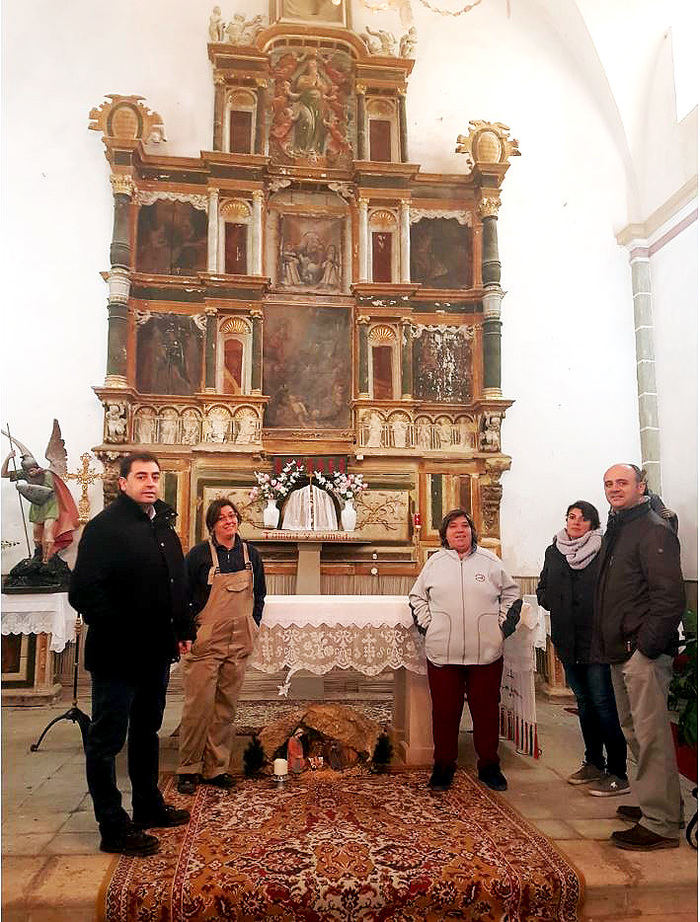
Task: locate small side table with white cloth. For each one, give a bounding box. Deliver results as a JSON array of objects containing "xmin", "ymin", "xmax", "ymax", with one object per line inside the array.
[
  {"xmin": 1, "ymin": 592, "xmax": 77, "ymax": 704},
  {"xmin": 250, "ymin": 594, "xmax": 542, "ymax": 766}
]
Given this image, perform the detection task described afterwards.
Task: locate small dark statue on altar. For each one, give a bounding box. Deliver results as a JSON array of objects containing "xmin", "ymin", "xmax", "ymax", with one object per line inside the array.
[{"xmin": 1, "ymin": 421, "xmax": 79, "ymax": 592}]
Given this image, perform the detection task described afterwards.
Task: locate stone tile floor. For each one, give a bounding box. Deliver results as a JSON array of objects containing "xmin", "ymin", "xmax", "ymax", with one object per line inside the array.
[{"xmin": 1, "ymin": 689, "xmax": 697, "ymax": 921}]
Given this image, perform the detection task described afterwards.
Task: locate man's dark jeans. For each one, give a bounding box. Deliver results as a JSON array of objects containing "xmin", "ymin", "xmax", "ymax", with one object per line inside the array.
[
  {"xmin": 86, "ymin": 663, "xmax": 170, "ymax": 835},
  {"xmin": 563, "ymin": 661, "xmax": 627, "ymax": 779}
]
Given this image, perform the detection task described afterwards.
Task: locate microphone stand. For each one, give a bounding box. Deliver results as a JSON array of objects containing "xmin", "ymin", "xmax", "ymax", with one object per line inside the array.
[{"xmin": 30, "ymin": 615, "xmax": 91, "ymax": 752}]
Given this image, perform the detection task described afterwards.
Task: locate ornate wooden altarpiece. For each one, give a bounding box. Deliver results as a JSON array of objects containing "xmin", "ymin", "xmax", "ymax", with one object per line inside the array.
[{"xmin": 88, "ymin": 3, "xmax": 520, "ymax": 587}]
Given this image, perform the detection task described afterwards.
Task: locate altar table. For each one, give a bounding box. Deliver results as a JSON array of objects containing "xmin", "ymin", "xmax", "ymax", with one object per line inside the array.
[
  {"xmin": 250, "ymin": 594, "xmax": 539, "ymax": 765},
  {"xmin": 1, "ymin": 592, "xmax": 77, "ymax": 704}
]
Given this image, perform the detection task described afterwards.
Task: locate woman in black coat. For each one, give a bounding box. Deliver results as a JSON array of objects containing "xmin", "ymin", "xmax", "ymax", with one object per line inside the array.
[{"xmin": 537, "ymin": 500, "xmax": 628, "ymax": 796}]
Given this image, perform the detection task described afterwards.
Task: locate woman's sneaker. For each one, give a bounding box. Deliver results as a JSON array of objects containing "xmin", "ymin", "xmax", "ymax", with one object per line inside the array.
[
  {"xmin": 568, "ymin": 762, "xmax": 604, "ymax": 785},
  {"xmin": 588, "ymin": 773, "xmax": 631, "ymax": 797}
]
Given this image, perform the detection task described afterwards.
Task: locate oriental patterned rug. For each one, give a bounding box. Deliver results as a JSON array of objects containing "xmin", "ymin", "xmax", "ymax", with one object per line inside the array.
[{"xmin": 99, "ymin": 771, "xmax": 582, "ymax": 922}]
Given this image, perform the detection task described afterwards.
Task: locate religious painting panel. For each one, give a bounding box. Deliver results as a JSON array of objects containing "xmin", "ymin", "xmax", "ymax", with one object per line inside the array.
[
  {"xmin": 410, "ymin": 217, "xmax": 472, "ymax": 289},
  {"xmin": 263, "ymin": 304, "xmax": 351, "ymax": 429},
  {"xmin": 136, "ymin": 200, "xmax": 208, "ymax": 275},
  {"xmin": 135, "ymin": 313, "xmax": 204, "ymax": 395},
  {"xmin": 278, "ymin": 214, "xmax": 343, "ymax": 292},
  {"xmin": 412, "ymin": 328, "xmax": 473, "ymax": 404},
  {"xmin": 269, "ymin": 48, "xmax": 353, "ymax": 168},
  {"xmin": 275, "ymin": 0, "xmax": 348, "ymax": 26}
]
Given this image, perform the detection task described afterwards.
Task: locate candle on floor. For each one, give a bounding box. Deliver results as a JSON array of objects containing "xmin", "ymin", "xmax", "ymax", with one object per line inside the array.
[{"xmin": 273, "ymin": 758, "xmax": 288, "ymax": 777}]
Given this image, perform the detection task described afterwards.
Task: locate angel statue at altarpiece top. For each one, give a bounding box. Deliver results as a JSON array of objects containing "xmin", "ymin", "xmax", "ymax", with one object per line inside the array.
[{"xmin": 1, "ymin": 420, "xmax": 79, "ymax": 591}]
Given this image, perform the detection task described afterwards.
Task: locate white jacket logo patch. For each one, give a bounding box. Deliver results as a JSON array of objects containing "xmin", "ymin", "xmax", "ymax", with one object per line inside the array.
[{"xmin": 475, "ymin": 573, "xmax": 486, "ymax": 582}]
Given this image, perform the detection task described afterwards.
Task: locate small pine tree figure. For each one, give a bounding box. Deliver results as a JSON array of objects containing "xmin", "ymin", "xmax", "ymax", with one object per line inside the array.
[
  {"xmin": 371, "ymin": 733, "xmax": 393, "ymax": 773},
  {"xmin": 243, "ymin": 735, "xmax": 265, "ymax": 777}
]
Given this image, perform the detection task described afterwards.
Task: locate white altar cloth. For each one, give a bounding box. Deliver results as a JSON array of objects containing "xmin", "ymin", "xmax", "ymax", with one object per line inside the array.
[
  {"xmin": 1, "ymin": 592, "xmax": 77, "ymax": 653},
  {"xmin": 250, "ymin": 594, "xmax": 539, "ymax": 757},
  {"xmin": 251, "ymin": 595, "xmax": 424, "ymax": 689}
]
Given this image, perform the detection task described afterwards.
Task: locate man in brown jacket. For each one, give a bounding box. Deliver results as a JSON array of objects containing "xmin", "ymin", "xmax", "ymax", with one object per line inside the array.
[{"xmin": 592, "ymin": 463, "xmax": 685, "ymax": 850}]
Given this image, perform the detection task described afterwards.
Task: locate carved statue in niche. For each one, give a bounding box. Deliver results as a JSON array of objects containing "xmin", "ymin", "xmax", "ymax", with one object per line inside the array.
[
  {"xmin": 479, "ymin": 414, "xmax": 501, "ymax": 452},
  {"xmin": 234, "ymin": 410, "xmax": 258, "ymax": 444},
  {"xmin": 181, "ymin": 411, "xmax": 201, "ymax": 445},
  {"xmin": 104, "ymin": 403, "xmax": 128, "ymax": 443},
  {"xmin": 363, "ymin": 411, "xmax": 383, "ymax": 448},
  {"xmin": 159, "ymin": 410, "xmax": 178, "ymax": 445},
  {"xmin": 135, "ymin": 409, "xmax": 156, "ymax": 444},
  {"xmin": 269, "ymin": 49, "xmax": 353, "ymax": 167},
  {"xmin": 390, "ymin": 415, "xmax": 409, "ymax": 448}
]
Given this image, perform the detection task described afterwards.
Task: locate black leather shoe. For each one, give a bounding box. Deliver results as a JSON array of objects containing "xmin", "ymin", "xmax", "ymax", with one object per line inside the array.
[
  {"xmin": 478, "ymin": 766, "xmax": 508, "ymax": 791},
  {"xmin": 100, "ymin": 825, "xmax": 160, "ymax": 857},
  {"xmin": 428, "ymin": 764, "xmax": 455, "ymax": 792},
  {"xmin": 133, "ymin": 803, "xmax": 190, "ymax": 830},
  {"xmin": 202, "ymin": 773, "xmax": 235, "ymax": 789},
  {"xmin": 611, "ymin": 823, "xmax": 679, "ymax": 850},
  {"xmin": 177, "ymin": 773, "xmax": 201, "ymax": 795}
]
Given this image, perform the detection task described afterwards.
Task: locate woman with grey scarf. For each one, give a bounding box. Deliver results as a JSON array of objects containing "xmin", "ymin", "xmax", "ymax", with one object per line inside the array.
[{"xmin": 537, "ymin": 501, "xmax": 629, "ymax": 797}]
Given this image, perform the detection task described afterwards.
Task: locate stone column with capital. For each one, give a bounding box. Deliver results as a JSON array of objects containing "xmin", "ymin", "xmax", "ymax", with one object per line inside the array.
[
  {"xmin": 358, "ymin": 198, "xmax": 369, "ymax": 282},
  {"xmin": 204, "ymin": 308, "xmax": 218, "ymax": 392},
  {"xmin": 105, "ymin": 174, "xmax": 134, "ymax": 387},
  {"xmin": 400, "ymin": 200, "xmax": 411, "ymax": 283},
  {"xmin": 207, "ymin": 189, "xmax": 219, "ymax": 273},
  {"xmin": 357, "ymin": 86, "xmax": 367, "ymax": 160},
  {"xmin": 213, "ymin": 76, "xmax": 225, "ymax": 151},
  {"xmin": 357, "ymin": 316, "xmax": 370, "ymax": 396},
  {"xmin": 251, "ymin": 308, "xmax": 263, "ymax": 393},
  {"xmin": 255, "ymin": 82, "xmax": 267, "ymax": 155},
  {"xmin": 401, "ymin": 319, "xmax": 413, "ymax": 399},
  {"xmin": 479, "ymin": 194, "xmax": 504, "ymax": 398},
  {"xmin": 252, "ymin": 190, "xmax": 264, "ymax": 275},
  {"xmin": 628, "ymin": 244, "xmax": 662, "ymax": 491},
  {"xmin": 398, "ymin": 90, "xmax": 408, "ymax": 163}
]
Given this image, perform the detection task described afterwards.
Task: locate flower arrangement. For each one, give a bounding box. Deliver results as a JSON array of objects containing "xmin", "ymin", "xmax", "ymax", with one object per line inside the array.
[
  {"xmin": 249, "ymin": 462, "xmax": 368, "ymax": 507},
  {"xmin": 328, "ymin": 471, "xmax": 368, "ymax": 502},
  {"xmin": 249, "ymin": 460, "xmax": 306, "ymax": 504}
]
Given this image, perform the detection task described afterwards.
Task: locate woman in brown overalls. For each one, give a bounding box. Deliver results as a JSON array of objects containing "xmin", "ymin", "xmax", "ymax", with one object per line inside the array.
[{"xmin": 177, "ymin": 499, "xmax": 266, "ymax": 794}]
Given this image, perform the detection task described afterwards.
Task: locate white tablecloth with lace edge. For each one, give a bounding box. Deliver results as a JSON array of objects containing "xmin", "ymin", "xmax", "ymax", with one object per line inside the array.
[
  {"xmin": 1, "ymin": 592, "xmax": 77, "ymax": 653},
  {"xmin": 250, "ymin": 595, "xmax": 426, "ymax": 694}
]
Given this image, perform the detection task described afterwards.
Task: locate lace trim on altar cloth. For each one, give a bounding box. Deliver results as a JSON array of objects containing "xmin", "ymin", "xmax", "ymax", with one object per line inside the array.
[{"xmin": 250, "ymin": 623, "xmax": 426, "ymax": 680}]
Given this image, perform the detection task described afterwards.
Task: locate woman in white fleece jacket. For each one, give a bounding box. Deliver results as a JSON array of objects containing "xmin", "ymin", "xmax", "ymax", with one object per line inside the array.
[{"xmin": 409, "ymin": 508, "xmax": 521, "ymax": 792}]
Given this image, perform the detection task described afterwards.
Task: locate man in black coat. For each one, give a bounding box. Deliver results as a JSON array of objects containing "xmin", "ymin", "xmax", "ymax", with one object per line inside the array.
[
  {"xmin": 592, "ymin": 463, "xmax": 685, "ymax": 851},
  {"xmin": 70, "ymin": 451, "xmax": 195, "ymax": 857}
]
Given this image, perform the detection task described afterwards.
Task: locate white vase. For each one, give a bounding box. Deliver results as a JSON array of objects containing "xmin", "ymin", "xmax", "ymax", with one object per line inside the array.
[
  {"xmin": 341, "ymin": 499, "xmax": 357, "ymax": 532},
  {"xmin": 263, "ymin": 498, "xmax": 280, "ymax": 529}
]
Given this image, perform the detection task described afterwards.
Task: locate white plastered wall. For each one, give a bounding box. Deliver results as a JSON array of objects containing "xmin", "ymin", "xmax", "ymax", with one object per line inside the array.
[{"xmin": 1, "ymin": 0, "xmax": 696, "ymax": 580}]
